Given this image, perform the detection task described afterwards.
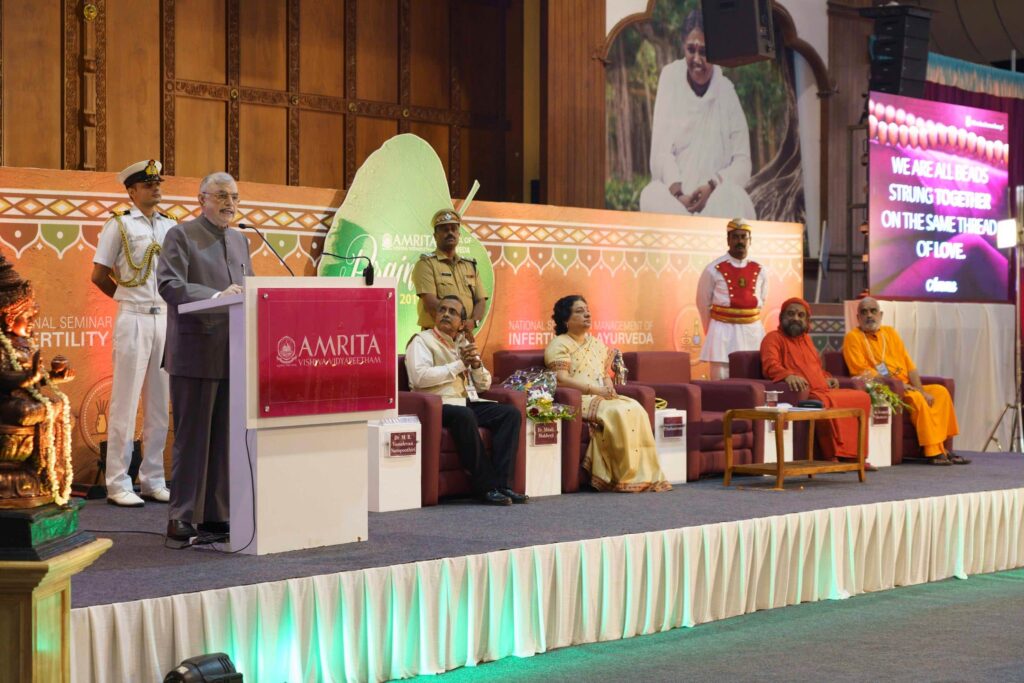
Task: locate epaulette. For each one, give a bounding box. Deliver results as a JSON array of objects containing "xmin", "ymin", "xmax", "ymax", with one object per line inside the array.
[
  {"xmin": 418, "ymin": 252, "xmax": 438, "ymax": 261},
  {"xmin": 463, "ymin": 256, "xmax": 477, "ymax": 264},
  {"xmin": 111, "ymin": 209, "xmax": 130, "ymax": 217},
  {"xmin": 157, "ymin": 211, "xmax": 171, "ymax": 219}
]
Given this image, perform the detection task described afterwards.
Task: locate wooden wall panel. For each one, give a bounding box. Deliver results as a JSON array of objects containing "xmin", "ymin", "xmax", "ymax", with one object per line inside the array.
[
  {"xmin": 299, "ymin": 0, "xmax": 344, "ymax": 97},
  {"xmin": 175, "ymin": 0, "xmax": 227, "ymax": 84},
  {"xmin": 355, "ymin": 117, "xmax": 398, "ymax": 170},
  {"xmin": 4, "ymin": 0, "xmax": 523, "ymax": 199},
  {"xmin": 410, "ymin": 122, "xmax": 450, "ymax": 177},
  {"xmin": 456, "ymin": 2, "xmax": 504, "ymax": 118},
  {"xmin": 299, "ymin": 110, "xmax": 345, "ymax": 189},
  {"xmin": 355, "ymin": 0, "xmax": 398, "ymax": 103},
  {"xmin": 105, "ymin": 0, "xmax": 162, "ymax": 172},
  {"xmin": 825, "ymin": 0, "xmax": 873, "ymax": 302},
  {"xmin": 461, "ymin": 127, "xmax": 504, "ymax": 200},
  {"xmin": 541, "ymin": 0, "xmax": 605, "ymax": 208},
  {"xmin": 239, "ymin": 103, "xmax": 287, "ymax": 184},
  {"xmin": 174, "ymin": 97, "xmax": 227, "ymax": 177},
  {"xmin": 2, "ymin": 2, "xmax": 63, "ymax": 168},
  {"xmin": 409, "ymin": 0, "xmax": 449, "ymax": 109},
  {"xmin": 240, "ymin": 0, "xmax": 287, "ymax": 90}
]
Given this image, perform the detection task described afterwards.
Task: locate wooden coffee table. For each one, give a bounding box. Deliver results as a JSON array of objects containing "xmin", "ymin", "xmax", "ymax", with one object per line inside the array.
[{"xmin": 723, "ymin": 407, "xmax": 867, "ymax": 490}]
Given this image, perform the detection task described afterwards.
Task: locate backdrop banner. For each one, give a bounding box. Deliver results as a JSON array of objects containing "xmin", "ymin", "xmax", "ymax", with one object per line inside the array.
[{"xmin": 0, "ymin": 167, "xmax": 802, "ymax": 485}]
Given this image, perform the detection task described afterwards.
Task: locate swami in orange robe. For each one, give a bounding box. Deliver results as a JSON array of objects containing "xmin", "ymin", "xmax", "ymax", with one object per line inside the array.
[
  {"xmin": 843, "ymin": 298, "xmax": 962, "ymax": 463},
  {"xmin": 760, "ymin": 297, "xmax": 870, "ymax": 461}
]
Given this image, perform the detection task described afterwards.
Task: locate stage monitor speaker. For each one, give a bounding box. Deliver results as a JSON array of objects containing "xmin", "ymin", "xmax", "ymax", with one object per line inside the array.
[
  {"xmin": 701, "ymin": 0, "xmax": 775, "ymax": 68},
  {"xmin": 861, "ymin": 5, "xmax": 932, "ymax": 98}
]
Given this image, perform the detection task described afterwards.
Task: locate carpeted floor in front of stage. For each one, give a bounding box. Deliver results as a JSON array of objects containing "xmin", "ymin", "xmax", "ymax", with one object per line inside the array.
[
  {"xmin": 412, "ymin": 566, "xmax": 1024, "ymax": 682},
  {"xmin": 73, "ymin": 450, "xmax": 1023, "ymax": 608}
]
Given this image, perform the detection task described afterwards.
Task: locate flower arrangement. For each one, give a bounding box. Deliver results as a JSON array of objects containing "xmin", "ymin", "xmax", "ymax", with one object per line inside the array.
[
  {"xmin": 502, "ymin": 368, "xmax": 576, "ymax": 423},
  {"xmin": 860, "ymin": 375, "xmax": 909, "ymax": 415}
]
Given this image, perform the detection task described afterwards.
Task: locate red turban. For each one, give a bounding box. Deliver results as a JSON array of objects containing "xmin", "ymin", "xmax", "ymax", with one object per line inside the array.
[{"xmin": 779, "ymin": 296, "xmax": 811, "ymax": 323}]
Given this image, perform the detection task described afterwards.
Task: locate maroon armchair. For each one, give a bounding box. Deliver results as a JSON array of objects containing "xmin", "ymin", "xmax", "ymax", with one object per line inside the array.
[
  {"xmin": 623, "ymin": 351, "xmax": 765, "ymax": 480},
  {"xmin": 823, "ymin": 350, "xmax": 955, "ymax": 462},
  {"xmin": 397, "ymin": 355, "xmax": 527, "ymax": 506},
  {"xmin": 492, "ymin": 350, "xmax": 656, "ymax": 493}
]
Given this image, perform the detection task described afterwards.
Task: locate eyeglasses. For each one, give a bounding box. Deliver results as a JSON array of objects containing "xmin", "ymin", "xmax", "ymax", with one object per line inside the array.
[{"xmin": 201, "ymin": 191, "xmax": 240, "ymax": 203}]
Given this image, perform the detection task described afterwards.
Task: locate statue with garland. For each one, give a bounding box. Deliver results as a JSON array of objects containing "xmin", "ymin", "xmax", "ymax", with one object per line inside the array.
[{"xmin": 0, "ymin": 253, "xmax": 75, "ymax": 508}]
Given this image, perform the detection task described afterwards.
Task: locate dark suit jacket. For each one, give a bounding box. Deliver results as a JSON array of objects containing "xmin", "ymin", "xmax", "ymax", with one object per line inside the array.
[{"xmin": 157, "ymin": 216, "xmax": 253, "ymax": 379}]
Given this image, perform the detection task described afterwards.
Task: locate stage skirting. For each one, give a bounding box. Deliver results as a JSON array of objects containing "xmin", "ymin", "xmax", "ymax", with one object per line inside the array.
[{"xmin": 71, "ymin": 487, "xmax": 1024, "ymax": 682}]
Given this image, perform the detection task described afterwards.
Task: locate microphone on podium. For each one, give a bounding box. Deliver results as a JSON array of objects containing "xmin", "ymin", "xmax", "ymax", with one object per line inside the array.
[
  {"xmin": 321, "ymin": 250, "xmax": 375, "ymax": 287},
  {"xmin": 240, "ymin": 224, "xmax": 295, "ymax": 276}
]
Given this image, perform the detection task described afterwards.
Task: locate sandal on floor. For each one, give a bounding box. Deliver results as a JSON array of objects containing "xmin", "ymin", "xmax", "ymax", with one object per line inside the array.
[
  {"xmin": 930, "ymin": 454, "xmax": 953, "ymax": 466},
  {"xmin": 947, "ymin": 452, "xmax": 972, "ymax": 465}
]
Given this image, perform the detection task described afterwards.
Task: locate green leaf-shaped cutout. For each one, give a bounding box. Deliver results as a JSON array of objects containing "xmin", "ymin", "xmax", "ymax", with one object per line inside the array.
[{"xmin": 318, "ymin": 134, "xmax": 494, "ymax": 349}]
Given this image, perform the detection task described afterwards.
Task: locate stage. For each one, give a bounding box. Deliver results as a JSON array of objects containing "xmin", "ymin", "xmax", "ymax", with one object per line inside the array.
[{"xmin": 70, "ymin": 452, "xmax": 1024, "ymax": 682}]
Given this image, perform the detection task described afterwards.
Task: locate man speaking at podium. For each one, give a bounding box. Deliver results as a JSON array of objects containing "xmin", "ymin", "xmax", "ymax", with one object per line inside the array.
[{"xmin": 157, "ymin": 172, "xmax": 253, "ymax": 542}]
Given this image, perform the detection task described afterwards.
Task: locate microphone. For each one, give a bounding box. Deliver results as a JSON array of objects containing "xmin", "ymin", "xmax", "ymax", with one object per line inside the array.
[
  {"xmin": 321, "ymin": 250, "xmax": 374, "ymax": 286},
  {"xmin": 240, "ymin": 224, "xmax": 295, "ymax": 276}
]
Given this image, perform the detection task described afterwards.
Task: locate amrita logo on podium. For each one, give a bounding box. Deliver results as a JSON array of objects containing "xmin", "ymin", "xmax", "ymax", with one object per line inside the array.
[{"xmin": 274, "ymin": 333, "xmax": 383, "ymax": 368}]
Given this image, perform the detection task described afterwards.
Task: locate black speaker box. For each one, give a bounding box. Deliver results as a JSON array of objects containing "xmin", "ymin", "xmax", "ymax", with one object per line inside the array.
[
  {"xmin": 862, "ymin": 5, "xmax": 932, "ymax": 98},
  {"xmin": 701, "ymin": 0, "xmax": 776, "ymax": 68}
]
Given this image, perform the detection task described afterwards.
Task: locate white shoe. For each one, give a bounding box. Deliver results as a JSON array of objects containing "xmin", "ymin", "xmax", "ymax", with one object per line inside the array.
[
  {"xmin": 140, "ymin": 486, "xmax": 170, "ymax": 503},
  {"xmin": 107, "ymin": 490, "xmax": 145, "ymax": 507}
]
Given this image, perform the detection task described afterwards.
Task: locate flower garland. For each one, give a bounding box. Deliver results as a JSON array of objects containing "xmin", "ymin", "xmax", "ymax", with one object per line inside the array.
[{"xmin": 0, "ymin": 328, "xmax": 73, "ymax": 505}]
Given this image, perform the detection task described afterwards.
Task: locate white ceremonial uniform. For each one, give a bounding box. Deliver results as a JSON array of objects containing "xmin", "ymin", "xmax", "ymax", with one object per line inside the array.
[
  {"xmin": 93, "ymin": 206, "xmax": 175, "ymax": 496},
  {"xmin": 696, "ymin": 253, "xmax": 768, "ymax": 364}
]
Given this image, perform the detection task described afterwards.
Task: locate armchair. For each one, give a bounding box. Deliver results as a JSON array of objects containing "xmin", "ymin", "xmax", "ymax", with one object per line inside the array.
[
  {"xmin": 823, "ymin": 350, "xmax": 955, "ymax": 463},
  {"xmin": 492, "ymin": 350, "xmax": 656, "ymax": 492},
  {"xmin": 397, "ymin": 355, "xmax": 527, "ymax": 506},
  {"xmin": 623, "ymin": 351, "xmax": 765, "ymax": 480}
]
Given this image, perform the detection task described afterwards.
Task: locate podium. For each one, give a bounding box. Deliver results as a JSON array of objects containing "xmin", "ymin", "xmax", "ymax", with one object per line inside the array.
[{"xmin": 180, "ymin": 276, "xmax": 397, "ymax": 555}]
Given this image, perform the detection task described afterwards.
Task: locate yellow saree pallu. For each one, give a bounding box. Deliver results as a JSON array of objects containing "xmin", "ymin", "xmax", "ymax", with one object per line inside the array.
[{"xmin": 545, "ymin": 334, "xmax": 671, "ymax": 492}]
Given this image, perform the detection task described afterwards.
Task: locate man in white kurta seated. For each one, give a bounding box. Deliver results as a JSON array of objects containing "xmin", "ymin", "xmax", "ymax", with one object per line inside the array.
[
  {"xmin": 405, "ymin": 295, "xmax": 527, "ymax": 506},
  {"xmin": 639, "ymin": 8, "xmax": 756, "ymax": 219},
  {"xmin": 696, "ymin": 218, "xmax": 768, "ymax": 379}
]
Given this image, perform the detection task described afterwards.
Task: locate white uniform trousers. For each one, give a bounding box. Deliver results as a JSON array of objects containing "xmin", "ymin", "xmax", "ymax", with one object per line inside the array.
[{"xmin": 105, "ymin": 303, "xmax": 170, "ymax": 495}]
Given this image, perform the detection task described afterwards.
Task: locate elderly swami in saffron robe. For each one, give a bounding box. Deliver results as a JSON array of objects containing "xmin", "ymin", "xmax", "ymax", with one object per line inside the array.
[
  {"xmin": 761, "ymin": 297, "xmax": 875, "ymax": 469},
  {"xmin": 843, "ymin": 297, "xmax": 966, "ymax": 466},
  {"xmin": 639, "ymin": 8, "xmax": 756, "ymax": 219}
]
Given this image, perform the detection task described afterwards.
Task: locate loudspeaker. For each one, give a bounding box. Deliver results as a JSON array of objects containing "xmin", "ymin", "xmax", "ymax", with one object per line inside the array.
[
  {"xmin": 862, "ymin": 5, "xmax": 932, "ymax": 98},
  {"xmin": 701, "ymin": 0, "xmax": 775, "ymax": 68}
]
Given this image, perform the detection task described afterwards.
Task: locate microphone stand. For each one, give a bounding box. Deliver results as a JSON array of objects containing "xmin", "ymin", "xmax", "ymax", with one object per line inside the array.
[
  {"xmin": 320, "ymin": 250, "xmax": 375, "ymax": 287},
  {"xmin": 241, "ymin": 224, "xmax": 295, "ymax": 276}
]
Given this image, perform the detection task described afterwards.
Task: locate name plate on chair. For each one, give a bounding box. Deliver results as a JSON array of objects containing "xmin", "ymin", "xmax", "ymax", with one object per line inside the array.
[
  {"xmin": 533, "ymin": 422, "xmax": 559, "ymax": 446},
  {"xmin": 388, "ymin": 431, "xmax": 417, "ymax": 457},
  {"xmin": 662, "ymin": 415, "xmax": 685, "ymax": 439},
  {"xmin": 872, "ymin": 406, "xmax": 890, "ymax": 425},
  {"xmin": 257, "ymin": 287, "xmax": 396, "ymax": 417}
]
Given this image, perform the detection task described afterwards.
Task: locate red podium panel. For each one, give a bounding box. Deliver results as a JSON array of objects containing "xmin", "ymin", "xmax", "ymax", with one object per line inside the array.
[{"xmin": 257, "ymin": 287, "xmax": 395, "ymax": 417}]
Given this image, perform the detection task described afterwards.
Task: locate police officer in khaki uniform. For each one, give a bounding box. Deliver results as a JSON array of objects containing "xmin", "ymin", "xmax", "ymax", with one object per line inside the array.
[{"xmin": 411, "ymin": 209, "xmax": 489, "ymax": 340}]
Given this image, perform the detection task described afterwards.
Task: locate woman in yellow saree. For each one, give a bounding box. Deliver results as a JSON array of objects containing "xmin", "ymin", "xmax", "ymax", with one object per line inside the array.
[{"xmin": 544, "ymin": 295, "xmax": 670, "ymax": 492}]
